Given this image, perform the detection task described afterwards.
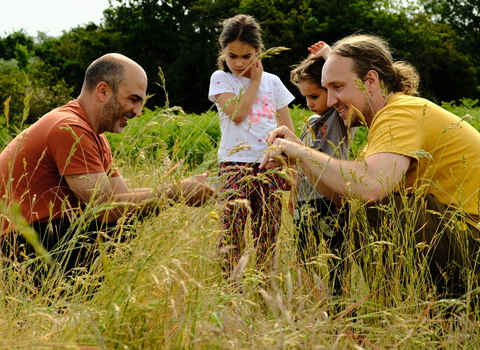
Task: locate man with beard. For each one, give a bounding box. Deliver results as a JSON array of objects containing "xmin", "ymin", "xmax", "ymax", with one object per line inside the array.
[
  {"xmin": 261, "ymin": 35, "xmax": 480, "ymax": 299},
  {"xmin": 0, "ymin": 53, "xmax": 214, "ymax": 273}
]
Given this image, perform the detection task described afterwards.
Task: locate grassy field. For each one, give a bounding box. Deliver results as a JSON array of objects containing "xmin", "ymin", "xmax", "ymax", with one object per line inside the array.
[{"xmin": 1, "ymin": 99, "xmax": 480, "ymax": 349}]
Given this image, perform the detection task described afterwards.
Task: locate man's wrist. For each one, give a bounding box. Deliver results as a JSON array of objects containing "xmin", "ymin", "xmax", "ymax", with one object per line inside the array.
[{"xmin": 152, "ymin": 184, "xmax": 179, "ymax": 202}]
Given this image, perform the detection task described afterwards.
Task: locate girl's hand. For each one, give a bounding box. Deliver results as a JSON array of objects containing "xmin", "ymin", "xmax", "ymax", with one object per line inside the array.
[
  {"xmin": 250, "ymin": 58, "xmax": 263, "ymax": 82},
  {"xmin": 308, "ymin": 41, "xmax": 331, "ymax": 60}
]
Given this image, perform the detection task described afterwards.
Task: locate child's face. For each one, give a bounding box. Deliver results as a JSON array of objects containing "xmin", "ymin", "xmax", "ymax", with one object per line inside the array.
[
  {"xmin": 298, "ymin": 80, "xmax": 329, "ymax": 115},
  {"xmin": 223, "ymin": 40, "xmax": 258, "ymax": 78}
]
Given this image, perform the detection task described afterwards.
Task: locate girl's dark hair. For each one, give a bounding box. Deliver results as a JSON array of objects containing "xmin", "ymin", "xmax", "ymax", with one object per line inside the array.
[
  {"xmin": 217, "ymin": 14, "xmax": 264, "ymax": 72},
  {"xmin": 290, "ymin": 57, "xmax": 326, "ymax": 88}
]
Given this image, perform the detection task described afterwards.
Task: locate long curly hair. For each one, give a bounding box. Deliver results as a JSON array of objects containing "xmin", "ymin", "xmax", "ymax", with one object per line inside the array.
[{"xmin": 331, "ymin": 34, "xmax": 420, "ymax": 96}]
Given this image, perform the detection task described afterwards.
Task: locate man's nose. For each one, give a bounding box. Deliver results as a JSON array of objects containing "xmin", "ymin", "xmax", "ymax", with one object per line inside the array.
[
  {"xmin": 326, "ymin": 92, "xmax": 337, "ymax": 107},
  {"xmin": 133, "ymin": 102, "xmax": 142, "ymax": 117}
]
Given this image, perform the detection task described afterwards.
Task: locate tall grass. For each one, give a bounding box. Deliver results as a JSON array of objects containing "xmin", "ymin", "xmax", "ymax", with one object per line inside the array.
[{"xmin": 1, "ymin": 98, "xmax": 480, "ymax": 349}]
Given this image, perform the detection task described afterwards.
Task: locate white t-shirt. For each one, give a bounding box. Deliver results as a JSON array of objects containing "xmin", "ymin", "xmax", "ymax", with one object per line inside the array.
[{"xmin": 208, "ymin": 70, "xmax": 295, "ymax": 163}]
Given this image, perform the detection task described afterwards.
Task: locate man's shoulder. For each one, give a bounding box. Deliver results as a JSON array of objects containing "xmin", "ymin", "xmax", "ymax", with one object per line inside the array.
[
  {"xmin": 42, "ymin": 101, "xmax": 91, "ymax": 131},
  {"xmin": 386, "ymin": 93, "xmax": 433, "ymax": 108}
]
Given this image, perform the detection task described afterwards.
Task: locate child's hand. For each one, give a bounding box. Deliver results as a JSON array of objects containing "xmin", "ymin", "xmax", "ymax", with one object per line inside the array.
[
  {"xmin": 308, "ymin": 41, "xmax": 331, "ymax": 60},
  {"xmin": 250, "ymin": 58, "xmax": 263, "ymax": 82}
]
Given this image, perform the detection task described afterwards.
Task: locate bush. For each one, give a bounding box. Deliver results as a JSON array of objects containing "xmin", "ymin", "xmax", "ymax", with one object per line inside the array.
[
  {"xmin": 0, "ymin": 57, "xmax": 73, "ymax": 135},
  {"xmin": 107, "ymin": 107, "xmax": 221, "ymax": 171},
  {"xmin": 441, "ymin": 98, "xmax": 480, "ymax": 130}
]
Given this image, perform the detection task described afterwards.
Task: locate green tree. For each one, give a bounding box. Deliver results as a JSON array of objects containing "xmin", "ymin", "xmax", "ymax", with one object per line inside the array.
[
  {"xmin": 3, "ymin": 0, "xmax": 478, "ymax": 121},
  {"xmin": 103, "ymin": 0, "xmax": 224, "ymax": 112},
  {"xmin": 0, "ymin": 56, "xmax": 73, "ymax": 129},
  {"xmin": 0, "ymin": 30, "xmax": 34, "ymax": 61},
  {"xmin": 34, "ymin": 24, "xmax": 121, "ymax": 98},
  {"xmin": 421, "ymin": 0, "xmax": 480, "ymax": 54},
  {"xmin": 421, "ymin": 0, "xmax": 480, "ymax": 98}
]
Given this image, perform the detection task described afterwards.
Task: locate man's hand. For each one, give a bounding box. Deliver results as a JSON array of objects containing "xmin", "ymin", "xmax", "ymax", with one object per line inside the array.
[
  {"xmin": 260, "ymin": 126, "xmax": 305, "ymax": 169},
  {"xmin": 179, "ymin": 171, "xmax": 215, "ymax": 206},
  {"xmin": 264, "ymin": 125, "xmax": 303, "ymax": 145}
]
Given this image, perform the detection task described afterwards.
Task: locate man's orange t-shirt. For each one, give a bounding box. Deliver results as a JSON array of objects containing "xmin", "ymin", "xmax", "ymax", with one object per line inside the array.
[{"xmin": 0, "ymin": 100, "xmax": 120, "ymax": 229}]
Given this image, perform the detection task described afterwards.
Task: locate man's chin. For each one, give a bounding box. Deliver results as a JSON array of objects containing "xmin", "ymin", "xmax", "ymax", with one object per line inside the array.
[{"xmin": 109, "ymin": 125, "xmax": 125, "ymax": 134}]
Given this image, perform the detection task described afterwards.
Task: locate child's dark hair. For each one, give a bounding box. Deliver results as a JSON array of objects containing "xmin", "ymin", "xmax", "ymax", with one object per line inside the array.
[
  {"xmin": 290, "ymin": 57, "xmax": 325, "ymax": 88},
  {"xmin": 217, "ymin": 14, "xmax": 264, "ymax": 73}
]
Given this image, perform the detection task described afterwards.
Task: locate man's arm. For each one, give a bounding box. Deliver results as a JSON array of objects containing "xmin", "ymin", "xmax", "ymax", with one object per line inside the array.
[
  {"xmin": 298, "ymin": 148, "xmax": 410, "ymax": 203},
  {"xmin": 64, "ymin": 171, "xmax": 214, "ymax": 223},
  {"xmin": 260, "ymin": 126, "xmax": 411, "ymax": 204}
]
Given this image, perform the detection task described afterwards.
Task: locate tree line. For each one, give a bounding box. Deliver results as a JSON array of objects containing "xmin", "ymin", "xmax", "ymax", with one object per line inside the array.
[{"xmin": 1, "ymin": 0, "xmax": 479, "ymax": 129}]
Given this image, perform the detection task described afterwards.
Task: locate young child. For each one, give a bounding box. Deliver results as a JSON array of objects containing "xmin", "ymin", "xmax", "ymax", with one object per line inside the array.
[
  {"xmin": 290, "ymin": 41, "xmax": 356, "ymax": 294},
  {"xmin": 208, "ymin": 14, "xmax": 295, "ymax": 277}
]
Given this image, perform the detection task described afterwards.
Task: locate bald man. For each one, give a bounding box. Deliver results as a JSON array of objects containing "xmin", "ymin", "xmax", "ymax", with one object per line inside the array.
[{"xmin": 0, "ymin": 53, "xmax": 214, "ymax": 273}]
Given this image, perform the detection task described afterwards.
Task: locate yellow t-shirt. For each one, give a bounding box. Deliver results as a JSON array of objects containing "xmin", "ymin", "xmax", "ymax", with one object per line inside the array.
[{"xmin": 360, "ymin": 93, "xmax": 480, "ymax": 223}]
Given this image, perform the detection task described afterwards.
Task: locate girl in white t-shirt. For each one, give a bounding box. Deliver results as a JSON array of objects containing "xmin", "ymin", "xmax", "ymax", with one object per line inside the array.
[{"xmin": 208, "ymin": 14, "xmax": 295, "ymax": 277}]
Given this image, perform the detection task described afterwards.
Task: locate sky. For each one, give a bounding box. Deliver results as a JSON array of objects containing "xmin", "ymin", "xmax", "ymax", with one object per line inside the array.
[{"xmin": 0, "ymin": 0, "xmax": 112, "ymax": 38}]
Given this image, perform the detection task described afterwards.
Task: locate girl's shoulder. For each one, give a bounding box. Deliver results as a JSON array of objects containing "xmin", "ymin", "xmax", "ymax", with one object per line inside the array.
[
  {"xmin": 210, "ymin": 70, "xmax": 249, "ymax": 84},
  {"xmin": 260, "ymin": 71, "xmax": 288, "ymax": 86},
  {"xmin": 261, "ymin": 71, "xmax": 279, "ymax": 80},
  {"xmin": 211, "ymin": 70, "xmax": 231, "ymax": 79}
]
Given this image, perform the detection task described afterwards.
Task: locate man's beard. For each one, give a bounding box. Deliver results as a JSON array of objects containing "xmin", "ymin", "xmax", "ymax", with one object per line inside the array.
[
  {"xmin": 101, "ymin": 94, "xmax": 134, "ymax": 134},
  {"xmin": 345, "ymin": 103, "xmax": 374, "ymax": 128}
]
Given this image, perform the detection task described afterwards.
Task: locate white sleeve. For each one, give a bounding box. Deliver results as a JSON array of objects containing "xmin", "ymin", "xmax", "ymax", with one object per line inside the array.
[
  {"xmin": 272, "ymin": 74, "xmax": 295, "ymax": 109},
  {"xmin": 208, "ymin": 70, "xmax": 234, "ymax": 103}
]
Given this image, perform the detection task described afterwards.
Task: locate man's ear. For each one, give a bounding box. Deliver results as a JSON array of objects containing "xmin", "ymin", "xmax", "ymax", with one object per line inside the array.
[
  {"xmin": 365, "ymin": 70, "xmax": 380, "ymax": 93},
  {"xmin": 96, "ymin": 82, "xmax": 109, "ymax": 102}
]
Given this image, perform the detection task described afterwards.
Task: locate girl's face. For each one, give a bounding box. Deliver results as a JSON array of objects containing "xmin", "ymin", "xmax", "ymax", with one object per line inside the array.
[
  {"xmin": 297, "ymin": 80, "xmax": 329, "ymax": 116},
  {"xmin": 223, "ymin": 40, "xmax": 258, "ymax": 78}
]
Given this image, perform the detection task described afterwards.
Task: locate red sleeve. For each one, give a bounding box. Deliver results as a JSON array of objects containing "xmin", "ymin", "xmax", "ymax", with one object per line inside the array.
[{"xmin": 47, "ymin": 123, "xmax": 118, "ymax": 176}]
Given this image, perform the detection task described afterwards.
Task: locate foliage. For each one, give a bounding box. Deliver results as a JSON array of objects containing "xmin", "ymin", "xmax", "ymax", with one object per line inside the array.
[
  {"xmin": 2, "ymin": 4, "xmax": 480, "ymax": 345},
  {"xmin": 102, "ymin": 0, "xmax": 221, "ymax": 112},
  {"xmin": 1, "ymin": 0, "xmax": 480, "ymax": 124},
  {"xmin": 1, "ymin": 116, "xmax": 480, "ymax": 348},
  {"xmin": 0, "ymin": 30, "xmax": 34, "ymax": 60},
  {"xmin": 413, "ymin": 0, "xmax": 480, "ymax": 100},
  {"xmin": 107, "ymin": 103, "xmax": 317, "ymax": 171},
  {"xmin": 0, "ymin": 56, "xmax": 73, "ymax": 132},
  {"xmin": 34, "ymin": 24, "xmax": 121, "ymax": 98},
  {"xmin": 441, "ymin": 98, "xmax": 480, "ymax": 130},
  {"xmin": 107, "ymin": 106, "xmax": 221, "ymax": 171},
  {"xmin": 421, "ymin": 0, "xmax": 480, "ymax": 62}
]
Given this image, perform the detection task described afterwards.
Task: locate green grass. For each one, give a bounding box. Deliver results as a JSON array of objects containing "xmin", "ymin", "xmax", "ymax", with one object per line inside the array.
[{"xmin": 1, "ymin": 101, "xmax": 480, "ymax": 349}]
